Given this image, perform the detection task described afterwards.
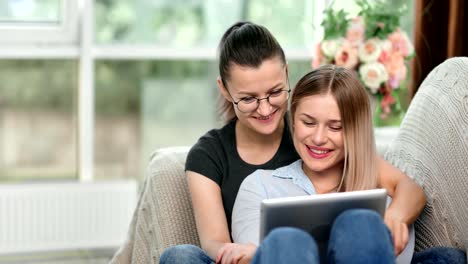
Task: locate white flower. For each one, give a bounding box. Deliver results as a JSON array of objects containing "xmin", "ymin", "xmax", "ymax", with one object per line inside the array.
[
  {"xmin": 379, "ymin": 39, "xmax": 392, "ymax": 53},
  {"xmin": 358, "ymin": 39, "xmax": 382, "ymax": 62},
  {"xmin": 321, "ymin": 38, "xmax": 343, "ymax": 59},
  {"xmin": 359, "ymin": 62, "xmax": 389, "ymax": 93}
]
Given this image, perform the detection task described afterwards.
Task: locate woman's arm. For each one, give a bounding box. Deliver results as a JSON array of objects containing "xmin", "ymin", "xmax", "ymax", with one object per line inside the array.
[
  {"xmin": 378, "ymin": 156, "xmax": 426, "ymax": 223},
  {"xmin": 187, "ymin": 170, "xmax": 232, "ymax": 259},
  {"xmin": 188, "ymin": 171, "xmax": 256, "ymax": 264},
  {"xmin": 378, "ymin": 156, "xmax": 426, "ymax": 254}
]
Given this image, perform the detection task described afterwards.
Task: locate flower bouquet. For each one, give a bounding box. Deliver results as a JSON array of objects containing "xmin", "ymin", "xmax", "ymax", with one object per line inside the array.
[{"xmin": 312, "ymin": 0, "xmax": 414, "ymax": 126}]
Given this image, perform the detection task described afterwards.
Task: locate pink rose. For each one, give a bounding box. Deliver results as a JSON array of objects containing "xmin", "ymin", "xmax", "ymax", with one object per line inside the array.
[
  {"xmin": 346, "ymin": 16, "xmax": 365, "ymax": 47},
  {"xmin": 388, "ymin": 28, "xmax": 414, "ymax": 57},
  {"xmin": 378, "ymin": 40, "xmax": 392, "ymax": 63},
  {"xmin": 334, "ymin": 42, "xmax": 359, "ymax": 69},
  {"xmin": 384, "ymin": 52, "xmax": 407, "ymax": 88}
]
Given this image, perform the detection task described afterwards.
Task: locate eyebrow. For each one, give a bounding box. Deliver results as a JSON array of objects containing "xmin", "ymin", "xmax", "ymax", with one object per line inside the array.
[
  {"xmin": 299, "ymin": 113, "xmax": 341, "ymax": 123},
  {"xmin": 236, "ymin": 82, "xmax": 285, "ymax": 96}
]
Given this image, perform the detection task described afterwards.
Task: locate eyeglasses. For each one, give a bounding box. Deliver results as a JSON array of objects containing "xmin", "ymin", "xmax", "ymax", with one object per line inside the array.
[{"xmin": 228, "ymin": 81, "xmax": 291, "ymax": 113}]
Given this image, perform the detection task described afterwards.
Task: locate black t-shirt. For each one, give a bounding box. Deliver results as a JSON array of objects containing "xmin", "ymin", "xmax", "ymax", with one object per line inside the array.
[{"xmin": 185, "ymin": 117, "xmax": 299, "ymax": 230}]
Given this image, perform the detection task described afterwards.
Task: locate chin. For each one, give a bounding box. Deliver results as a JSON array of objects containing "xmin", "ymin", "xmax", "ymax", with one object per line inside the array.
[
  {"xmin": 250, "ymin": 116, "xmax": 282, "ymax": 135},
  {"xmin": 257, "ymin": 125, "xmax": 279, "ymax": 135}
]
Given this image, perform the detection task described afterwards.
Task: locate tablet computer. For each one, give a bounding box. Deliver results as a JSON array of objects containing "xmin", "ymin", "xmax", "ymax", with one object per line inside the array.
[{"xmin": 259, "ymin": 188, "xmax": 387, "ymax": 244}]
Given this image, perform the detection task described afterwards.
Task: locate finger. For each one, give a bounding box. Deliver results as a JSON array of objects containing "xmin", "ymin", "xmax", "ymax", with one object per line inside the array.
[
  {"xmin": 402, "ymin": 224, "xmax": 409, "ymax": 247},
  {"xmin": 398, "ymin": 224, "xmax": 409, "ymax": 254},
  {"xmin": 221, "ymin": 247, "xmax": 234, "ymax": 264},
  {"xmin": 238, "ymin": 255, "xmax": 250, "ymax": 264},
  {"xmin": 216, "ymin": 244, "xmax": 229, "ymax": 264},
  {"xmin": 388, "ymin": 220, "xmax": 398, "ymax": 254},
  {"xmin": 238, "ymin": 256, "xmax": 247, "ymax": 264},
  {"xmin": 395, "ymin": 224, "xmax": 405, "ymax": 255},
  {"xmin": 232, "ymin": 254, "xmax": 242, "ymax": 264}
]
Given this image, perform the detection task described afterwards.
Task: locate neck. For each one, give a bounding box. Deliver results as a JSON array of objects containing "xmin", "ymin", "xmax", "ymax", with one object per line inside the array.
[{"xmin": 302, "ymin": 162, "xmax": 344, "ymax": 194}]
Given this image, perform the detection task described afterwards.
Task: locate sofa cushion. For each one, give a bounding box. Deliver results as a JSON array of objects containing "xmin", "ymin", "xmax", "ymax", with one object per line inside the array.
[{"xmin": 110, "ymin": 146, "xmax": 199, "ymax": 264}]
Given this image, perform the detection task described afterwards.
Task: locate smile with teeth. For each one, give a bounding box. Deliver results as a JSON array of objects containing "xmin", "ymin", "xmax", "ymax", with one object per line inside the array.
[
  {"xmin": 255, "ymin": 110, "xmax": 276, "ymax": 121},
  {"xmin": 257, "ymin": 114, "xmax": 273, "ymax": 120},
  {"xmin": 308, "ymin": 147, "xmax": 330, "ymax": 154}
]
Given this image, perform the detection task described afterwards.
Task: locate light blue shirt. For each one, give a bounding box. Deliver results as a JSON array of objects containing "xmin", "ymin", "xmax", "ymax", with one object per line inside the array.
[{"xmin": 231, "ymin": 159, "xmax": 414, "ymax": 264}]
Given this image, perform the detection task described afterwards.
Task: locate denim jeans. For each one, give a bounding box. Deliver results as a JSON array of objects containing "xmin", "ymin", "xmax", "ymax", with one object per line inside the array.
[
  {"xmin": 252, "ymin": 209, "xmax": 395, "ymax": 264},
  {"xmin": 411, "ymin": 246, "xmax": 467, "ymax": 264},
  {"xmin": 159, "ymin": 244, "xmax": 214, "ymax": 264},
  {"xmin": 159, "ymin": 209, "xmax": 467, "ymax": 264}
]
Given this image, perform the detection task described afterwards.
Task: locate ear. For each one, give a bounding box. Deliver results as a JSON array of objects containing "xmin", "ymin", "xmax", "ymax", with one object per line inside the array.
[
  {"xmin": 217, "ymin": 76, "xmax": 232, "ymax": 102},
  {"xmin": 285, "ymin": 62, "xmax": 290, "ymax": 79}
]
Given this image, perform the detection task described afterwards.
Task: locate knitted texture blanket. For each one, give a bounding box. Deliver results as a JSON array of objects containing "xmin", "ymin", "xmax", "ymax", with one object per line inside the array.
[{"xmin": 385, "ymin": 57, "xmax": 468, "ymax": 254}]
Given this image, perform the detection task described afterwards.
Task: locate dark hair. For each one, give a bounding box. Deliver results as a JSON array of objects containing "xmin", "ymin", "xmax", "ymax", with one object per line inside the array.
[{"xmin": 218, "ymin": 21, "xmax": 286, "ymax": 122}]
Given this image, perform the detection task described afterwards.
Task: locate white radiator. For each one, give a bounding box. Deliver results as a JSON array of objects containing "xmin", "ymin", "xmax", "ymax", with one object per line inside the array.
[{"xmin": 0, "ymin": 181, "xmax": 138, "ymax": 255}]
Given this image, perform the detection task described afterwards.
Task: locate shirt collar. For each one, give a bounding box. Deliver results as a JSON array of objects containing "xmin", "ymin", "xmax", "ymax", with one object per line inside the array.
[{"xmin": 272, "ymin": 159, "xmax": 317, "ymax": 195}]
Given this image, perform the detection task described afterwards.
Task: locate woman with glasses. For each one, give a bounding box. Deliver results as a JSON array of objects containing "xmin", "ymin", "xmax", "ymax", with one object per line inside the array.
[
  {"xmin": 160, "ymin": 21, "xmax": 426, "ymax": 264},
  {"xmin": 161, "ymin": 21, "xmax": 297, "ymax": 264}
]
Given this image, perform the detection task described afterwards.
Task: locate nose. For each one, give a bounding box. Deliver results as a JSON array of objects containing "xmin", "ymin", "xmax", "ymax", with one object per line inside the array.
[
  {"xmin": 256, "ymin": 98, "xmax": 273, "ymax": 116},
  {"xmin": 312, "ymin": 126, "xmax": 327, "ymax": 145}
]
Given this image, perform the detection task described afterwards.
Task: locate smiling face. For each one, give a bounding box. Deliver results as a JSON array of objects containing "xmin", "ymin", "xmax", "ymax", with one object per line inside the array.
[
  {"xmin": 292, "ymin": 93, "xmax": 345, "ymax": 178},
  {"xmin": 218, "ymin": 57, "xmax": 289, "ymax": 136}
]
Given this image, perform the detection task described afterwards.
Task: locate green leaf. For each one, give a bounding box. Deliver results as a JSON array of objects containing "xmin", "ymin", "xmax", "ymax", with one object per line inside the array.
[
  {"xmin": 356, "ymin": 0, "xmax": 406, "ymax": 39},
  {"xmin": 321, "ymin": 7, "xmax": 350, "ymax": 40}
]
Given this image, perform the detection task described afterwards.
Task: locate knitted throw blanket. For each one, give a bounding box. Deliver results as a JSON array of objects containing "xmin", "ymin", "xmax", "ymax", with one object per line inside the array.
[{"xmin": 385, "ymin": 57, "xmax": 468, "ymax": 254}]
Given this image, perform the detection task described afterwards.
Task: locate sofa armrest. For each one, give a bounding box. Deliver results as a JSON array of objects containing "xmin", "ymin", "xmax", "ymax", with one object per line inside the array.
[{"xmin": 111, "ymin": 146, "xmax": 200, "ymax": 264}]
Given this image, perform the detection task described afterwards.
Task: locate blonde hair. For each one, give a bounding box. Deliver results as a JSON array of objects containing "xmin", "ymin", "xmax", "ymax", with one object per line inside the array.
[{"xmin": 290, "ymin": 65, "xmax": 378, "ymax": 191}]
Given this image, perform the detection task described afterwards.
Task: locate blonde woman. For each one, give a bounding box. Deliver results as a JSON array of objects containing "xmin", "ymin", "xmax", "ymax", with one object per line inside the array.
[{"xmin": 231, "ymin": 65, "xmax": 426, "ymax": 263}]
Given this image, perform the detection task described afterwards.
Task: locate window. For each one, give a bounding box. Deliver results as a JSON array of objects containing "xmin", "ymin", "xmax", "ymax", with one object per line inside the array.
[
  {"xmin": 0, "ymin": 60, "xmax": 78, "ymax": 181},
  {"xmin": 0, "ymin": 0, "xmax": 78, "ymax": 45}
]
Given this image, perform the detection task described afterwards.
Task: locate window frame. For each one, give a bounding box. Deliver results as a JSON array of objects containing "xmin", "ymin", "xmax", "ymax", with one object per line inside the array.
[{"xmin": 0, "ymin": 0, "xmax": 79, "ymax": 45}]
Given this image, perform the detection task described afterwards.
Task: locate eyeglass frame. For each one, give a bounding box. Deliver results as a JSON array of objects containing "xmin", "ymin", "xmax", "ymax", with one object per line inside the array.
[{"xmin": 222, "ymin": 77, "xmax": 292, "ymax": 113}]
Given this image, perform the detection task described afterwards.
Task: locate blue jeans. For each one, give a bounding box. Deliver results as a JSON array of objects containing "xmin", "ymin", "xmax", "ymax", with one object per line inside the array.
[
  {"xmin": 159, "ymin": 244, "xmax": 214, "ymax": 264},
  {"xmin": 252, "ymin": 209, "xmax": 395, "ymax": 264},
  {"xmin": 160, "ymin": 209, "xmax": 467, "ymax": 264},
  {"xmin": 411, "ymin": 246, "xmax": 467, "ymax": 264}
]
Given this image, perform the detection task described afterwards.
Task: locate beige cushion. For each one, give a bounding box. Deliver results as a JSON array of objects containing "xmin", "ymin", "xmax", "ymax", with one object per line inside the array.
[{"xmin": 110, "ymin": 147, "xmax": 199, "ymax": 264}]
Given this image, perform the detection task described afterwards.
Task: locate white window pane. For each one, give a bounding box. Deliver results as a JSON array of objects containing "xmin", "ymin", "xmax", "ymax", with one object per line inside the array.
[
  {"xmin": 0, "ymin": 60, "xmax": 78, "ymax": 182},
  {"xmin": 0, "ymin": 0, "xmax": 61, "ymax": 23}
]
